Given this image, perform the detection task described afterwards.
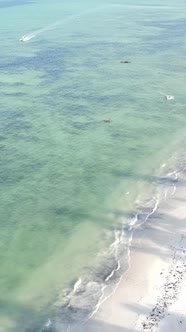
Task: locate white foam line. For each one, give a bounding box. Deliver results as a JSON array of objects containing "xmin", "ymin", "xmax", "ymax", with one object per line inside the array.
[
  {"xmin": 83, "ymin": 200, "xmax": 161, "ymax": 325},
  {"xmin": 89, "ymin": 213, "xmax": 140, "ymax": 319},
  {"xmin": 93, "ymin": 200, "xmax": 160, "ymax": 311},
  {"xmin": 91, "ymin": 201, "xmax": 160, "ymax": 317},
  {"xmin": 88, "ymin": 284, "xmax": 107, "ymax": 319},
  {"xmin": 110, "ymin": 230, "xmax": 121, "ymax": 248},
  {"xmin": 126, "ymin": 214, "xmax": 139, "ymax": 267},
  {"xmin": 93, "ymin": 217, "xmax": 143, "ymax": 316},
  {"xmin": 83, "ymin": 165, "xmax": 186, "ymax": 326},
  {"xmin": 144, "ymin": 195, "xmax": 159, "ymax": 223},
  {"xmin": 88, "ymin": 269, "xmax": 127, "ymax": 320},
  {"xmin": 88, "ymin": 234, "xmax": 135, "ymax": 320},
  {"xmin": 79, "ymin": 196, "xmax": 162, "ymax": 326},
  {"xmin": 126, "ymin": 232, "xmax": 134, "ymax": 273},
  {"xmin": 164, "ymin": 187, "xmax": 168, "ymax": 200},
  {"xmin": 165, "ymin": 170, "xmax": 179, "ymax": 197},
  {"xmin": 126, "ymin": 213, "xmax": 142, "ymax": 274},
  {"xmin": 40, "ymin": 318, "xmax": 52, "ymax": 332},
  {"xmin": 73, "ymin": 277, "xmax": 82, "ymax": 293},
  {"xmin": 171, "ymin": 184, "xmax": 177, "ymax": 196},
  {"xmin": 128, "ymin": 213, "xmax": 138, "ymax": 231},
  {"xmin": 90, "ymin": 228, "xmax": 125, "ymax": 317},
  {"xmin": 105, "ymin": 259, "xmax": 121, "ymax": 282}
]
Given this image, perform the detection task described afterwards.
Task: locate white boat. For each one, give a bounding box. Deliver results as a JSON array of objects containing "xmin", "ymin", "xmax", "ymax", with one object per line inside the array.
[
  {"xmin": 19, "ymin": 34, "xmax": 35, "ymax": 42},
  {"xmin": 165, "ymin": 95, "xmax": 175, "ymax": 100},
  {"xmin": 159, "ymin": 92, "xmax": 175, "ymax": 101}
]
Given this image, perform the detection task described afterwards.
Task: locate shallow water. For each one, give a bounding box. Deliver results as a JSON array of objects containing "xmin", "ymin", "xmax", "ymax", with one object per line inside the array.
[{"xmin": 0, "ymin": 0, "xmax": 186, "ymax": 331}]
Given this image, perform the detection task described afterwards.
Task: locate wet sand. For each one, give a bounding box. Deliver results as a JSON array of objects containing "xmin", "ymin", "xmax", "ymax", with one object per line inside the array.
[{"xmin": 82, "ymin": 169, "xmax": 186, "ymax": 331}]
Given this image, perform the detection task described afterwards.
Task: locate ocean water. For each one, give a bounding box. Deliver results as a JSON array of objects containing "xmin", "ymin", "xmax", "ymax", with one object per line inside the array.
[{"xmin": 0, "ymin": 0, "xmax": 186, "ymax": 331}]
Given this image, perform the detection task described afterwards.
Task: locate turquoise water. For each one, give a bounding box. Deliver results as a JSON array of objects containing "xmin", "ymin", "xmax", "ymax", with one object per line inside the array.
[{"xmin": 0, "ymin": 0, "xmax": 186, "ymax": 331}]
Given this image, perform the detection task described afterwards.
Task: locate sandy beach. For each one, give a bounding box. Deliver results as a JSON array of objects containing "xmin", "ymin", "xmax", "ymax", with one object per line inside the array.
[{"xmin": 81, "ymin": 168, "xmax": 186, "ymax": 332}]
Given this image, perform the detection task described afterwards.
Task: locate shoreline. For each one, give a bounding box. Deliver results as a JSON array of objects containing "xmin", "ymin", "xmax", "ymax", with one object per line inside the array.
[
  {"xmin": 79, "ymin": 168, "xmax": 186, "ymax": 331},
  {"xmin": 41, "ymin": 161, "xmax": 186, "ymax": 332}
]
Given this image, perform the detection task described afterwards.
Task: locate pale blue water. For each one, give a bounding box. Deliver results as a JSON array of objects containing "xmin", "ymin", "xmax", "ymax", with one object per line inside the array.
[{"xmin": 0, "ymin": 0, "xmax": 186, "ymax": 331}]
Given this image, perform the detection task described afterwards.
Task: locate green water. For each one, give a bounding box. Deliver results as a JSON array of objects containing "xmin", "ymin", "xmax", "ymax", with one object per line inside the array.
[{"xmin": 0, "ymin": 0, "xmax": 186, "ymax": 330}]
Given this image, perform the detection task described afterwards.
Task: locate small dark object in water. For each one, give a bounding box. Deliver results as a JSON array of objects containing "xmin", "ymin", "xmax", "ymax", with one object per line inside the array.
[
  {"xmin": 103, "ymin": 118, "xmax": 112, "ymax": 123},
  {"xmin": 120, "ymin": 60, "xmax": 131, "ymax": 63}
]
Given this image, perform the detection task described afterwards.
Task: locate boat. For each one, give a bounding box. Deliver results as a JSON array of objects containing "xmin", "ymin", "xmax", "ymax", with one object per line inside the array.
[
  {"xmin": 19, "ymin": 34, "xmax": 35, "ymax": 42},
  {"xmin": 159, "ymin": 92, "xmax": 175, "ymax": 101}
]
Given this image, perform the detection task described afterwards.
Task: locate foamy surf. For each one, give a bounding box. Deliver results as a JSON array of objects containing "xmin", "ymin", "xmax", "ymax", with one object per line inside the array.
[
  {"xmin": 36, "ymin": 155, "xmax": 186, "ymax": 332},
  {"xmin": 84, "ymin": 165, "xmax": 185, "ymax": 323}
]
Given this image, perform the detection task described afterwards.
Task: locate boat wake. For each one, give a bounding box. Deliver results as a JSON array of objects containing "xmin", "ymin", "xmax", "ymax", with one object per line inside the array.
[
  {"xmin": 19, "ymin": 6, "xmax": 105, "ymax": 42},
  {"xmin": 18, "ymin": 4, "xmax": 127, "ymax": 42},
  {"xmin": 19, "ymin": 33, "xmax": 35, "ymax": 42}
]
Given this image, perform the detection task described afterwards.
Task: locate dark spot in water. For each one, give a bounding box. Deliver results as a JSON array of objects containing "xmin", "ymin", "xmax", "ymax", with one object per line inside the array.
[
  {"xmin": 120, "ymin": 60, "xmax": 131, "ymax": 63},
  {"xmin": 54, "ymin": 207, "xmax": 73, "ymax": 216}
]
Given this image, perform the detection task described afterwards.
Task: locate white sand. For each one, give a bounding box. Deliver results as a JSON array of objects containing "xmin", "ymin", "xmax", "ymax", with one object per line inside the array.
[{"xmin": 82, "ymin": 170, "xmax": 186, "ymax": 332}]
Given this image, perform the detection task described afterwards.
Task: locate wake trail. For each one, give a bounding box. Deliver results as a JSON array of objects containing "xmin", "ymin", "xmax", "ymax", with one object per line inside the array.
[
  {"xmin": 20, "ymin": 4, "xmax": 126, "ymax": 41},
  {"xmin": 20, "ymin": 5, "xmax": 109, "ymax": 41}
]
